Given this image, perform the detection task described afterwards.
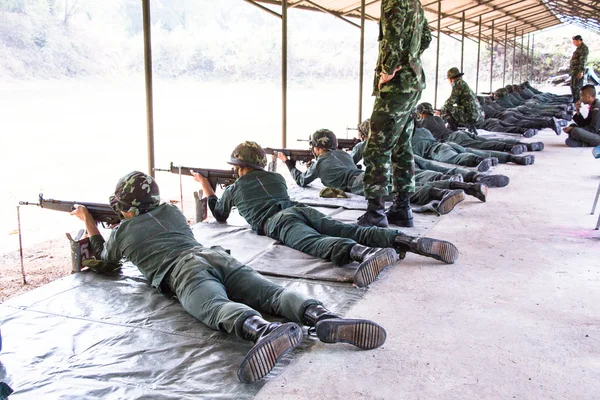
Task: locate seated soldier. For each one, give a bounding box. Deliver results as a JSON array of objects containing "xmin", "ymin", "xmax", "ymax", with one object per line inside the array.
[
  {"xmin": 71, "ymin": 171, "xmax": 388, "ymax": 384},
  {"xmin": 441, "ymin": 67, "xmax": 483, "ymax": 132},
  {"xmin": 563, "ymin": 84, "xmax": 600, "ymax": 147},
  {"xmin": 286, "ymin": 129, "xmax": 487, "ymax": 215},
  {"xmin": 412, "ymin": 126, "xmax": 535, "ymax": 166},
  {"xmin": 416, "ymin": 102, "xmax": 544, "ymax": 153},
  {"xmin": 194, "ymin": 141, "xmax": 459, "ymax": 287}
]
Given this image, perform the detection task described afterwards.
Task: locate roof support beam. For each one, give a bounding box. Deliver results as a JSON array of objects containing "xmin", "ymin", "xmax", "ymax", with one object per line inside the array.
[{"xmin": 142, "ymin": 0, "xmax": 155, "ymax": 178}]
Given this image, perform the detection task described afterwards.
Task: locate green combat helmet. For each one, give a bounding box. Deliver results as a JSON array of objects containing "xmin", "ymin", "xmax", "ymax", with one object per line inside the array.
[
  {"xmin": 416, "ymin": 102, "xmax": 435, "ymax": 115},
  {"xmin": 310, "ymin": 129, "xmax": 338, "ymax": 150},
  {"xmin": 357, "ymin": 120, "xmax": 371, "ymax": 139},
  {"xmin": 228, "ymin": 141, "xmax": 267, "ymax": 169},
  {"xmin": 447, "ymin": 67, "xmax": 464, "ymax": 79},
  {"xmin": 494, "ymin": 88, "xmax": 507, "ymax": 99},
  {"xmin": 109, "ymin": 171, "xmax": 160, "ymax": 217}
]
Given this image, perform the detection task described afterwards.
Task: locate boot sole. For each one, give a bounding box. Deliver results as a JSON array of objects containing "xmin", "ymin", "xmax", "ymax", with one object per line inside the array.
[
  {"xmin": 353, "ymin": 248, "xmax": 399, "ymax": 288},
  {"xmin": 529, "ymin": 142, "xmax": 544, "ymax": 151},
  {"xmin": 479, "ymin": 175, "xmax": 509, "ymax": 188},
  {"xmin": 237, "ymin": 323, "xmax": 303, "ymax": 383},
  {"xmin": 436, "ymin": 190, "xmax": 465, "ymax": 215},
  {"xmin": 316, "ymin": 319, "xmax": 386, "ymax": 350},
  {"xmin": 477, "ymin": 159, "xmax": 492, "ymax": 172},
  {"xmin": 415, "ymin": 237, "xmax": 459, "ymax": 264}
]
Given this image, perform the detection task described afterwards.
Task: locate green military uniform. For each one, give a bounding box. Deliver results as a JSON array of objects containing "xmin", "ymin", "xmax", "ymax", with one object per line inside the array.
[
  {"xmin": 363, "ymin": 0, "xmax": 432, "ymax": 198},
  {"xmin": 208, "ymin": 169, "xmax": 399, "ymax": 266},
  {"xmin": 91, "ymin": 172, "xmax": 320, "ymax": 340},
  {"xmin": 441, "ymin": 69, "xmax": 484, "ymax": 130},
  {"xmin": 570, "ymin": 40, "xmax": 589, "ymax": 102}
]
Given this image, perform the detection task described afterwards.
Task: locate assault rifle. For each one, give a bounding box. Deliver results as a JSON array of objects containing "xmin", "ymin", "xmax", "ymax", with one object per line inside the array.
[
  {"xmin": 263, "ymin": 147, "xmax": 315, "ymax": 172},
  {"xmin": 19, "ymin": 193, "xmax": 121, "ymax": 227},
  {"xmin": 154, "ymin": 162, "xmax": 237, "ymax": 190},
  {"xmin": 295, "ymin": 137, "xmax": 360, "ymax": 151}
]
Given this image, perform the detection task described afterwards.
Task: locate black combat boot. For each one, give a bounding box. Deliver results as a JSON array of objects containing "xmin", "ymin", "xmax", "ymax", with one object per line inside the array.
[
  {"xmin": 471, "ymin": 173, "xmax": 510, "ymax": 188},
  {"xmin": 349, "ymin": 244, "xmax": 399, "ymax": 288},
  {"xmin": 430, "ymin": 187, "xmax": 465, "ymax": 215},
  {"xmin": 237, "ymin": 315, "xmax": 304, "ymax": 383},
  {"xmin": 475, "ymin": 157, "xmax": 494, "ymax": 172},
  {"xmin": 303, "ymin": 304, "xmax": 386, "ymax": 350},
  {"xmin": 393, "ymin": 233, "xmax": 459, "ymax": 264},
  {"xmin": 508, "ymin": 144, "xmax": 527, "ymax": 155},
  {"xmin": 550, "ymin": 118, "xmax": 562, "ymax": 135},
  {"xmin": 449, "ymin": 181, "xmax": 488, "ymax": 202},
  {"xmin": 357, "ymin": 197, "xmax": 389, "ymax": 228},
  {"xmin": 522, "ymin": 129, "xmax": 536, "ymax": 138},
  {"xmin": 509, "ymin": 154, "xmax": 535, "ymax": 165},
  {"xmin": 385, "ymin": 192, "xmax": 413, "ymax": 227},
  {"xmin": 526, "ymin": 142, "xmax": 544, "ymax": 151}
]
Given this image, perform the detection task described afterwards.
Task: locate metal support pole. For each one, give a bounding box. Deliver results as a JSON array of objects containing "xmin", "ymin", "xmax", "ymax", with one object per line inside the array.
[
  {"xmin": 358, "ymin": 0, "xmax": 365, "ymax": 124},
  {"xmin": 519, "ymin": 31, "xmax": 524, "ymax": 83},
  {"xmin": 475, "ymin": 15, "xmax": 481, "ymax": 94},
  {"xmin": 525, "ymin": 33, "xmax": 531, "ymax": 80},
  {"xmin": 503, "ymin": 24, "xmax": 508, "ymax": 86},
  {"xmin": 531, "ymin": 34, "xmax": 535, "ymax": 83},
  {"xmin": 489, "ymin": 20, "xmax": 494, "ymax": 93},
  {"xmin": 434, "ymin": 0, "xmax": 441, "ymax": 108},
  {"xmin": 17, "ymin": 206, "xmax": 27, "ymax": 284},
  {"xmin": 512, "ymin": 28, "xmax": 517, "ymax": 84},
  {"xmin": 461, "ymin": 12, "xmax": 465, "ymax": 71},
  {"xmin": 142, "ymin": 0, "xmax": 155, "ymax": 178},
  {"xmin": 282, "ymin": 0, "xmax": 288, "ymax": 147}
]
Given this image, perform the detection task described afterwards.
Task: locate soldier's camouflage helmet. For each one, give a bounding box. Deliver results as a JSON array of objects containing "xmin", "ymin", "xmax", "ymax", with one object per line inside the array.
[
  {"xmin": 357, "ymin": 120, "xmax": 370, "ymax": 139},
  {"xmin": 228, "ymin": 141, "xmax": 267, "ymax": 169},
  {"xmin": 310, "ymin": 129, "xmax": 338, "ymax": 150},
  {"xmin": 109, "ymin": 171, "xmax": 160, "ymax": 216},
  {"xmin": 416, "ymin": 102, "xmax": 435, "ymax": 115},
  {"xmin": 494, "ymin": 88, "xmax": 507, "ymax": 98},
  {"xmin": 504, "ymin": 84, "xmax": 514, "ymax": 93},
  {"xmin": 447, "ymin": 67, "xmax": 464, "ymax": 79}
]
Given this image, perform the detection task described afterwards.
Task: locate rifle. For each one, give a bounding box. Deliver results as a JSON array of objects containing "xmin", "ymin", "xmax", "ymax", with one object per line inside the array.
[
  {"xmin": 154, "ymin": 162, "xmax": 237, "ymax": 191},
  {"xmin": 263, "ymin": 147, "xmax": 315, "ymax": 172},
  {"xmin": 19, "ymin": 193, "xmax": 121, "ymax": 227},
  {"xmin": 295, "ymin": 137, "xmax": 360, "ymax": 151}
]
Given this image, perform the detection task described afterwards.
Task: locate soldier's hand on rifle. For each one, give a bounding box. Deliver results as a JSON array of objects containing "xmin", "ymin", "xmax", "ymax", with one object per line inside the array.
[
  {"xmin": 191, "ymin": 170, "xmax": 216, "ymax": 197},
  {"xmin": 71, "ymin": 205, "xmax": 101, "ymax": 236},
  {"xmin": 277, "ymin": 151, "xmax": 289, "ymax": 162}
]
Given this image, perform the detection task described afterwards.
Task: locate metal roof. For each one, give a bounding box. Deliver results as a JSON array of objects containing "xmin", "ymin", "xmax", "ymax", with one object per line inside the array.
[{"xmin": 247, "ymin": 1, "xmax": 600, "ymax": 41}]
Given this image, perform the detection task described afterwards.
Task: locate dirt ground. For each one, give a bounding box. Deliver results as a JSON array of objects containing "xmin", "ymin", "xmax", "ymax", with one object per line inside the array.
[{"xmin": 0, "ymin": 236, "xmax": 72, "ymax": 302}]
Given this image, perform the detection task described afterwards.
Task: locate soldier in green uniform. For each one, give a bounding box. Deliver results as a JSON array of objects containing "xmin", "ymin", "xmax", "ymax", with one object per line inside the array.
[
  {"xmin": 195, "ymin": 141, "xmax": 459, "ymax": 286},
  {"xmin": 570, "ymin": 35, "xmax": 589, "ymax": 103},
  {"xmin": 416, "ymin": 102, "xmax": 544, "ymax": 153},
  {"xmin": 360, "ymin": 0, "xmax": 432, "ymax": 229},
  {"xmin": 563, "ymin": 85, "xmax": 600, "ymax": 147},
  {"xmin": 71, "ymin": 171, "xmax": 390, "ymax": 384},
  {"xmin": 441, "ymin": 68, "xmax": 484, "ymax": 132},
  {"xmin": 284, "ymin": 129, "xmax": 487, "ymax": 215}
]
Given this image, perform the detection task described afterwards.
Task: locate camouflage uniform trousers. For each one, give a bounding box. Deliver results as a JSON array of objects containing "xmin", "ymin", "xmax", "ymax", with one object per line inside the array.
[
  {"xmin": 265, "ymin": 206, "xmax": 398, "ymax": 266},
  {"xmin": 363, "ymin": 90, "xmax": 422, "ymax": 198},
  {"xmin": 444, "ymin": 131, "xmax": 520, "ymax": 152},
  {"xmin": 571, "ymin": 75, "xmax": 584, "ymax": 102},
  {"xmin": 166, "ymin": 246, "xmax": 320, "ymax": 339}
]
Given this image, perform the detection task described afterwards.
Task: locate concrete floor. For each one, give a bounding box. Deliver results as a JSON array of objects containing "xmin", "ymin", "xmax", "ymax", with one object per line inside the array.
[{"xmin": 257, "ymin": 129, "xmax": 600, "ymax": 399}]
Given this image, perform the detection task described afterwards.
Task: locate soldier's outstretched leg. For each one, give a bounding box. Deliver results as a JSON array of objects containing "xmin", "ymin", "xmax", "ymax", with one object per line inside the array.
[
  {"xmin": 393, "ymin": 233, "xmax": 459, "ymax": 264},
  {"xmin": 449, "ymin": 181, "xmax": 488, "ymax": 202},
  {"xmin": 349, "ymin": 245, "xmax": 399, "ymax": 288},
  {"xmin": 466, "ymin": 172, "xmax": 510, "ymax": 188},
  {"xmin": 238, "ymin": 316, "xmax": 304, "ymax": 383},
  {"xmin": 303, "ymin": 305, "xmax": 387, "ymax": 350}
]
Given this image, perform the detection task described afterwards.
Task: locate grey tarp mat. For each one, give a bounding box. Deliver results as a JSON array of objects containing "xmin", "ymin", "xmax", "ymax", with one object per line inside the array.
[{"xmin": 0, "ymin": 264, "xmax": 365, "ymax": 400}]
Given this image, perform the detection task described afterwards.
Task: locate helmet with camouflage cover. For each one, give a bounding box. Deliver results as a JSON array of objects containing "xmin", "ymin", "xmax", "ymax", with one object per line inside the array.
[
  {"xmin": 357, "ymin": 119, "xmax": 370, "ymax": 139},
  {"xmin": 494, "ymin": 88, "xmax": 507, "ymax": 98},
  {"xmin": 416, "ymin": 102, "xmax": 435, "ymax": 115},
  {"xmin": 228, "ymin": 141, "xmax": 267, "ymax": 169},
  {"xmin": 109, "ymin": 171, "xmax": 161, "ymax": 216},
  {"xmin": 504, "ymin": 84, "xmax": 514, "ymax": 93},
  {"xmin": 309, "ymin": 129, "xmax": 338, "ymax": 150}
]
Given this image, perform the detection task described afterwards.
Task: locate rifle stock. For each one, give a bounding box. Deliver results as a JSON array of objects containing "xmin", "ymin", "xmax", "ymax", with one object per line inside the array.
[
  {"xmin": 19, "ymin": 194, "xmax": 121, "ymax": 226},
  {"xmin": 154, "ymin": 162, "xmax": 237, "ymax": 190}
]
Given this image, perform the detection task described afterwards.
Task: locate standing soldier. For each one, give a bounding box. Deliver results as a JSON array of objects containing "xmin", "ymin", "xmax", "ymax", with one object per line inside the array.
[
  {"xmin": 359, "ymin": 0, "xmax": 432, "ymax": 228},
  {"xmin": 570, "ymin": 35, "xmax": 589, "ymax": 103},
  {"xmin": 441, "ymin": 67, "xmax": 484, "ymax": 132}
]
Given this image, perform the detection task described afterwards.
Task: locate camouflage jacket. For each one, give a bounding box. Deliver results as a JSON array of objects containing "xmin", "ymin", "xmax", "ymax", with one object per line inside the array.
[
  {"xmin": 373, "ymin": 0, "xmax": 432, "ymax": 95},
  {"xmin": 570, "ymin": 43, "xmax": 589, "ymax": 76},
  {"xmin": 441, "ymin": 78, "xmax": 484, "ymax": 126}
]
